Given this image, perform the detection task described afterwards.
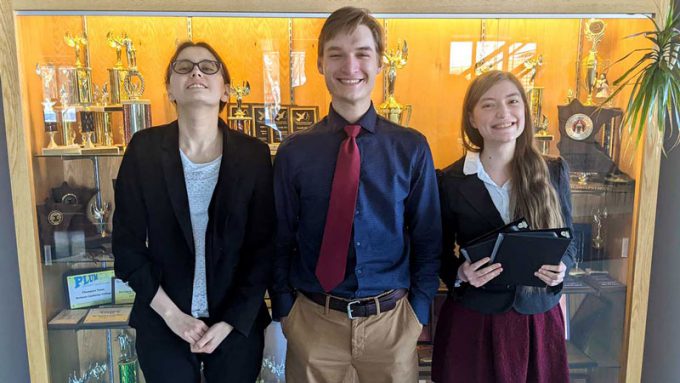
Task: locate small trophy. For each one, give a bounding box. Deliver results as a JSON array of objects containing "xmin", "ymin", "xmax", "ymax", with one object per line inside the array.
[
  {"xmin": 117, "ymin": 331, "xmax": 139, "ymax": 383},
  {"xmin": 379, "ymin": 40, "xmax": 412, "ymax": 126},
  {"xmin": 59, "ymin": 85, "xmax": 78, "ymax": 147},
  {"xmin": 121, "ymin": 37, "xmax": 151, "ymax": 145},
  {"xmin": 106, "ymin": 32, "xmax": 129, "ymax": 105},
  {"xmin": 529, "ymin": 87, "xmax": 553, "ymax": 155},
  {"xmin": 64, "ymin": 32, "xmax": 94, "ymax": 106},
  {"xmin": 78, "ymin": 109, "xmax": 97, "ymax": 149},
  {"xmin": 583, "ymin": 19, "xmax": 606, "ymax": 105},
  {"xmin": 228, "ymin": 81, "xmax": 252, "ymax": 134},
  {"xmin": 42, "ymin": 99, "xmax": 59, "ymax": 149},
  {"xmin": 591, "ymin": 208, "xmax": 607, "ymax": 250},
  {"xmin": 87, "ymin": 196, "xmax": 111, "ymax": 237},
  {"xmin": 68, "ymin": 362, "xmax": 107, "ymax": 383}
]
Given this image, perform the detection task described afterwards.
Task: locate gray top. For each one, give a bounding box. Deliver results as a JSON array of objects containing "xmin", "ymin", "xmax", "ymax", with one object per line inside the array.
[{"xmin": 179, "ymin": 149, "xmax": 221, "ymax": 318}]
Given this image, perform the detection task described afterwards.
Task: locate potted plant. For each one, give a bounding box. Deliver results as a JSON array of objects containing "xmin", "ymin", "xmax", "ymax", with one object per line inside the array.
[{"xmin": 604, "ymin": 2, "xmax": 680, "ymax": 149}]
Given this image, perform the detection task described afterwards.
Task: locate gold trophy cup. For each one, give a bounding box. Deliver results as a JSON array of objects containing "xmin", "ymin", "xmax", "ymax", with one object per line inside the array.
[{"xmin": 379, "ymin": 40, "xmax": 412, "ymax": 126}]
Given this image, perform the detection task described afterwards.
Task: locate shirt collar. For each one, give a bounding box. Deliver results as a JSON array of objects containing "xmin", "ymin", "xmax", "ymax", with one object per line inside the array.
[
  {"xmin": 328, "ymin": 102, "xmax": 378, "ymax": 133},
  {"xmin": 464, "ymin": 151, "xmax": 510, "ymax": 189},
  {"xmin": 463, "ymin": 151, "xmax": 482, "ymax": 176}
]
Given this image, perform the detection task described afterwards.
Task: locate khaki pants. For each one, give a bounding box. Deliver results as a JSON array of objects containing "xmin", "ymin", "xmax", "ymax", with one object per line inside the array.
[{"xmin": 282, "ymin": 293, "xmax": 423, "ymax": 383}]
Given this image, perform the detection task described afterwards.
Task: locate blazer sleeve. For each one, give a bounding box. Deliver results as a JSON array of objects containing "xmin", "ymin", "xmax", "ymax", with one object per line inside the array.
[
  {"xmin": 438, "ymin": 172, "xmax": 464, "ymax": 291},
  {"xmin": 557, "ymin": 158, "xmax": 577, "ymax": 271},
  {"xmin": 219, "ymin": 143, "xmax": 275, "ymax": 335},
  {"xmin": 270, "ymin": 140, "xmax": 298, "ymax": 321},
  {"xmin": 112, "ymin": 134, "xmax": 161, "ymax": 306}
]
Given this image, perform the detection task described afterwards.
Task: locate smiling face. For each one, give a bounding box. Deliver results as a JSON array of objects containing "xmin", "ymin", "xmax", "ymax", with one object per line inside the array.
[
  {"xmin": 167, "ymin": 46, "xmax": 229, "ymax": 111},
  {"xmin": 469, "ymin": 79, "xmax": 526, "ymax": 147},
  {"xmin": 318, "ymin": 24, "xmax": 382, "ymax": 114}
]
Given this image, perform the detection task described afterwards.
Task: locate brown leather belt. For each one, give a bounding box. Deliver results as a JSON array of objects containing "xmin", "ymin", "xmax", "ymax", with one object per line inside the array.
[{"xmin": 301, "ymin": 289, "xmax": 408, "ymax": 319}]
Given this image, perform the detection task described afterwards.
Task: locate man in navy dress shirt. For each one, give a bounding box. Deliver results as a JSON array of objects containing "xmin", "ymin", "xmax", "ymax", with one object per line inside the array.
[{"xmin": 272, "ymin": 6, "xmax": 441, "ymax": 382}]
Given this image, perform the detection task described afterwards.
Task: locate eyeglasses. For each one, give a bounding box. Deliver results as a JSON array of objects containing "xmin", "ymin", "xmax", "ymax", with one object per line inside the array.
[{"xmin": 171, "ymin": 60, "xmax": 222, "ymax": 75}]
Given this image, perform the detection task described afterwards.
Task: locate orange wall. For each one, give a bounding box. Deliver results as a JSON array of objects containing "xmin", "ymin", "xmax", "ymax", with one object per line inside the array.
[{"xmin": 17, "ymin": 15, "xmax": 649, "ymax": 169}]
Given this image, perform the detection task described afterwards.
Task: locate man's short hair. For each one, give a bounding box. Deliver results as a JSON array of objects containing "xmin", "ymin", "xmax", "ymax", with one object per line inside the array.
[{"xmin": 318, "ymin": 7, "xmax": 385, "ymax": 62}]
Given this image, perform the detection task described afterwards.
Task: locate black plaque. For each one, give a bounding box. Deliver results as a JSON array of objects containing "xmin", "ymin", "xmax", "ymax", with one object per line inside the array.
[
  {"xmin": 271, "ymin": 106, "xmax": 290, "ymax": 144},
  {"xmin": 290, "ymin": 106, "xmax": 319, "ymax": 133},
  {"xmin": 252, "ymin": 104, "xmax": 273, "ymax": 143}
]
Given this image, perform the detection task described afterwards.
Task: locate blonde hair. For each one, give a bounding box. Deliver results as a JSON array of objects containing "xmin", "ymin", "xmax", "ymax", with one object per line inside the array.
[{"xmin": 461, "ymin": 70, "xmax": 564, "ymax": 229}]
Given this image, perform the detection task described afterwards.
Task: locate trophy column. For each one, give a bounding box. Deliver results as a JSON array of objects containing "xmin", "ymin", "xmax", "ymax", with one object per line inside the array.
[{"xmin": 379, "ymin": 40, "xmax": 412, "ymax": 127}]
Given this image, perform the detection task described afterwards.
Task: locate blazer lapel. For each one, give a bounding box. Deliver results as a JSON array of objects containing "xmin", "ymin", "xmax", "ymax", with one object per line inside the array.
[
  {"xmin": 212, "ymin": 120, "xmax": 241, "ymax": 236},
  {"xmin": 161, "ymin": 121, "xmax": 195, "ymax": 255},
  {"xmin": 458, "ymin": 174, "xmax": 506, "ymax": 229}
]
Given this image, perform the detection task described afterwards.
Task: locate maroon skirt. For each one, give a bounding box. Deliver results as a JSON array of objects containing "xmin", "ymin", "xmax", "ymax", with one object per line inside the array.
[{"xmin": 431, "ymin": 299, "xmax": 569, "ymax": 383}]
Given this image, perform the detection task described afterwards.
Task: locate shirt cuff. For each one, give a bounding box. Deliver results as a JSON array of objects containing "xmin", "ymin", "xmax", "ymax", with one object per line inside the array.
[
  {"xmin": 271, "ymin": 292, "xmax": 295, "ymax": 321},
  {"xmin": 408, "ymin": 295, "xmax": 431, "ymax": 325}
]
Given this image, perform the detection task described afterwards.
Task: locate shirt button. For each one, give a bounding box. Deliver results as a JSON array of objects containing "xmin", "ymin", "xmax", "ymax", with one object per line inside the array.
[
  {"xmin": 355, "ymin": 210, "xmax": 360, "ymax": 215},
  {"xmin": 356, "ymin": 242, "xmax": 361, "ymax": 247},
  {"xmin": 357, "ymin": 269, "xmax": 363, "ymax": 275}
]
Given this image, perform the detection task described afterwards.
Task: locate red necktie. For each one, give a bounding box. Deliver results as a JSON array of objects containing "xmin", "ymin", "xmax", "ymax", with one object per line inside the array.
[{"xmin": 316, "ymin": 125, "xmax": 362, "ymax": 292}]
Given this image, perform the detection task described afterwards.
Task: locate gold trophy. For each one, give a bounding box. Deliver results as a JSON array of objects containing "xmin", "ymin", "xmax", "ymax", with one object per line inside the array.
[
  {"xmin": 121, "ymin": 37, "xmax": 151, "ymax": 145},
  {"xmin": 529, "ymin": 87, "xmax": 553, "ymax": 155},
  {"xmin": 64, "ymin": 32, "xmax": 94, "ymax": 106},
  {"xmin": 379, "ymin": 40, "xmax": 412, "ymax": 126},
  {"xmin": 106, "ymin": 32, "xmax": 129, "ymax": 105},
  {"xmin": 228, "ymin": 81, "xmax": 252, "ymax": 135},
  {"xmin": 583, "ymin": 19, "xmax": 606, "ymax": 105}
]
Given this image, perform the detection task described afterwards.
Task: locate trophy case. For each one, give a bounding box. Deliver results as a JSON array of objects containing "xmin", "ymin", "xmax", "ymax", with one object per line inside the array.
[{"xmin": 2, "ymin": 0, "xmax": 667, "ymax": 381}]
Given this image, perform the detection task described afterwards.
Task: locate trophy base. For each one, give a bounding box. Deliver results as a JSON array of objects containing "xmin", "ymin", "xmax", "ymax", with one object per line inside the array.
[
  {"xmin": 41, "ymin": 145, "xmax": 81, "ymax": 155},
  {"xmin": 604, "ymin": 172, "xmax": 633, "ymax": 185},
  {"xmin": 268, "ymin": 143, "xmax": 280, "ymax": 156},
  {"xmin": 80, "ymin": 146, "xmax": 120, "ymax": 155}
]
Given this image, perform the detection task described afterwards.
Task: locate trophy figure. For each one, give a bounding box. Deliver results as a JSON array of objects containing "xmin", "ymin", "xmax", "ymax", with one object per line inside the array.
[
  {"xmin": 64, "ymin": 32, "xmax": 94, "ymax": 105},
  {"xmin": 583, "ymin": 19, "xmax": 606, "ymax": 105},
  {"xmin": 379, "ymin": 40, "xmax": 412, "ymax": 126},
  {"xmin": 106, "ymin": 32, "xmax": 129, "ymax": 104},
  {"xmin": 592, "ymin": 208, "xmax": 606, "ymax": 250},
  {"xmin": 228, "ymin": 81, "xmax": 252, "ymax": 134},
  {"xmin": 117, "ymin": 331, "xmax": 139, "ymax": 383},
  {"xmin": 121, "ymin": 37, "xmax": 151, "ymax": 145},
  {"xmin": 68, "ymin": 362, "xmax": 107, "ymax": 383}
]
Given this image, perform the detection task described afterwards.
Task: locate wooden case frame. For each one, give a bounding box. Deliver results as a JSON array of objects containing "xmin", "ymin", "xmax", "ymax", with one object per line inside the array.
[{"xmin": 0, "ymin": 0, "xmax": 666, "ymax": 382}]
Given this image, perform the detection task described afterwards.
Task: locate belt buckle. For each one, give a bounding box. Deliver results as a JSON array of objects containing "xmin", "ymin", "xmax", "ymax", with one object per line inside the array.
[{"xmin": 347, "ymin": 300, "xmax": 361, "ymax": 320}]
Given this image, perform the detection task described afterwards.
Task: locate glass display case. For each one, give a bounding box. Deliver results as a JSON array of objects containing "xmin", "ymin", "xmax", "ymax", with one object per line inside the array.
[{"xmin": 2, "ymin": 1, "xmax": 668, "ymax": 382}]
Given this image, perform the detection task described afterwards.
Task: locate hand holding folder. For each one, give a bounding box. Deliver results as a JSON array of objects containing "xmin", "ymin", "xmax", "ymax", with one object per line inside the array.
[{"xmin": 460, "ymin": 219, "xmax": 572, "ymax": 287}]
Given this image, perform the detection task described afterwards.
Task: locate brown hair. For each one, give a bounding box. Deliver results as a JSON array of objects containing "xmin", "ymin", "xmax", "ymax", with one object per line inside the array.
[
  {"xmin": 461, "ymin": 70, "xmax": 564, "ymax": 229},
  {"xmin": 318, "ymin": 7, "xmax": 385, "ymax": 63},
  {"xmin": 165, "ymin": 41, "xmax": 231, "ymax": 111}
]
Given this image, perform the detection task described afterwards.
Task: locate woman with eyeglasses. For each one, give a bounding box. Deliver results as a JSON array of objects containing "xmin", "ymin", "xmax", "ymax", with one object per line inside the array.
[{"xmin": 113, "ymin": 41, "xmax": 274, "ymax": 382}]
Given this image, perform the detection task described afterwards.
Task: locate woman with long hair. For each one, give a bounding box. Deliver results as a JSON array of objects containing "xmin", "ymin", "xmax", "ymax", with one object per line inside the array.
[
  {"xmin": 431, "ymin": 70, "xmax": 576, "ymax": 383},
  {"xmin": 113, "ymin": 41, "xmax": 274, "ymax": 382}
]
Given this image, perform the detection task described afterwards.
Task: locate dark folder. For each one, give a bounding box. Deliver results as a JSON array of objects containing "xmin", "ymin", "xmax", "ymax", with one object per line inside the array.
[
  {"xmin": 490, "ymin": 230, "xmax": 572, "ymax": 287},
  {"xmin": 460, "ymin": 218, "xmax": 529, "ymax": 263}
]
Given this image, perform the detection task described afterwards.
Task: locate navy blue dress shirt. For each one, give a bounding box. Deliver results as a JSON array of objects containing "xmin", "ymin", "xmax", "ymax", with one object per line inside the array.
[{"xmin": 272, "ymin": 104, "xmax": 442, "ymax": 324}]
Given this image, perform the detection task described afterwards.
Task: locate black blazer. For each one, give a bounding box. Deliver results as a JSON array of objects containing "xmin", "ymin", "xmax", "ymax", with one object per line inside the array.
[
  {"xmin": 113, "ymin": 120, "xmax": 274, "ymax": 337},
  {"xmin": 438, "ymin": 155, "xmax": 576, "ymax": 315}
]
